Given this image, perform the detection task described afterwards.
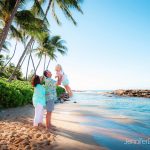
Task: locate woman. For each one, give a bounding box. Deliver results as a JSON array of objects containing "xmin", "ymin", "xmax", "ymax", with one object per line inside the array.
[{"xmin": 31, "ymin": 75, "xmax": 46, "ymax": 127}]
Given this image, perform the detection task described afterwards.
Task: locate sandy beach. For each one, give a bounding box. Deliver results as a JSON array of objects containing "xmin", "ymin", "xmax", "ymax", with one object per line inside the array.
[
  {"xmin": 1, "ymin": 92, "xmax": 150, "ymax": 150},
  {"xmin": 0, "ymin": 105, "xmax": 56, "ymax": 150},
  {"xmin": 0, "ymin": 103, "xmax": 105, "ymax": 150}
]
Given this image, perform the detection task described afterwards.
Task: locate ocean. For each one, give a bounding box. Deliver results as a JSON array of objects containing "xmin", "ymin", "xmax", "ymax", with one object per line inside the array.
[{"xmin": 70, "ymin": 91, "xmax": 150, "ymax": 150}]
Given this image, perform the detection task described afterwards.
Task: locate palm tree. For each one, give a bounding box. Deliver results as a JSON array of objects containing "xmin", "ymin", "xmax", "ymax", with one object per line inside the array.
[
  {"xmin": 47, "ymin": 35, "xmax": 67, "ymax": 69},
  {"xmin": 0, "ymin": 0, "xmax": 47, "ymax": 53},
  {"xmin": 8, "ymin": 10, "xmax": 49, "ymax": 81},
  {"xmin": 34, "ymin": 35, "xmax": 67, "ymax": 73},
  {"xmin": 6, "ymin": 0, "xmax": 83, "ymax": 81},
  {"xmin": 0, "ymin": 28, "xmax": 10, "ymax": 52},
  {"xmin": 1, "ymin": 41, "xmax": 17, "ymax": 71},
  {"xmin": 0, "ymin": 0, "xmax": 22, "ymax": 52},
  {"xmin": 1, "ymin": 25, "xmax": 23, "ymax": 72},
  {"xmin": 34, "ymin": 51, "xmax": 43, "ymax": 74}
]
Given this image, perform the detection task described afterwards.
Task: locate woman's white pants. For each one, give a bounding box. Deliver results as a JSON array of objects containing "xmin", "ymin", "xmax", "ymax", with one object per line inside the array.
[{"xmin": 33, "ymin": 103, "xmax": 44, "ymax": 126}]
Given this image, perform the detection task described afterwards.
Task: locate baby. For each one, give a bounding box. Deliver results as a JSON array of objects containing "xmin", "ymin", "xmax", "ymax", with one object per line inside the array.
[{"xmin": 55, "ymin": 64, "xmax": 73, "ymax": 97}]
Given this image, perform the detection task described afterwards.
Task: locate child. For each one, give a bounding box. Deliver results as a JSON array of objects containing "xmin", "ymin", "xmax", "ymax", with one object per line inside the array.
[
  {"xmin": 31, "ymin": 75, "xmax": 46, "ymax": 127},
  {"xmin": 55, "ymin": 64, "xmax": 73, "ymax": 97}
]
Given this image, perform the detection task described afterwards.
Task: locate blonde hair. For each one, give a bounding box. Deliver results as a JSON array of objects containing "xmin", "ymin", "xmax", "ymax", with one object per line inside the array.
[{"xmin": 55, "ymin": 64, "xmax": 62, "ymax": 71}]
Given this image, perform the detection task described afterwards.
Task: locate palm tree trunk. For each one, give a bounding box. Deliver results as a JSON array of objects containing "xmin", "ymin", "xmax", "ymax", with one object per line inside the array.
[
  {"xmin": 0, "ymin": 0, "xmax": 21, "ymax": 53},
  {"xmin": 30, "ymin": 53, "xmax": 36, "ymax": 73},
  {"xmin": 1, "ymin": 41, "xmax": 17, "ymax": 72},
  {"xmin": 43, "ymin": 54, "xmax": 46, "ymax": 72},
  {"xmin": 29, "ymin": 41, "xmax": 36, "ymax": 73},
  {"xmin": 19, "ymin": 52, "xmax": 27, "ymax": 68},
  {"xmin": 46, "ymin": 58, "xmax": 51, "ymax": 70},
  {"xmin": 8, "ymin": 37, "xmax": 34, "ymax": 82},
  {"xmin": 26, "ymin": 54, "xmax": 31, "ymax": 80},
  {"xmin": 35, "ymin": 56, "xmax": 42, "ymax": 74}
]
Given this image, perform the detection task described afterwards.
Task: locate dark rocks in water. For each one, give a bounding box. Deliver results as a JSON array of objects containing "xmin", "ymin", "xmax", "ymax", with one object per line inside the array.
[
  {"xmin": 112, "ymin": 89, "xmax": 150, "ymax": 98},
  {"xmin": 73, "ymin": 101, "xmax": 77, "ymax": 103},
  {"xmin": 60, "ymin": 93, "xmax": 70, "ymax": 101},
  {"xmin": 107, "ymin": 95, "xmax": 112, "ymax": 97},
  {"xmin": 55, "ymin": 93, "xmax": 70, "ymax": 103}
]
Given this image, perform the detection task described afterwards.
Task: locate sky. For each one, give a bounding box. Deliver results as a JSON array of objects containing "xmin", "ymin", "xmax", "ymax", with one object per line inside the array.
[{"xmin": 9, "ymin": 0, "xmax": 150, "ymax": 90}]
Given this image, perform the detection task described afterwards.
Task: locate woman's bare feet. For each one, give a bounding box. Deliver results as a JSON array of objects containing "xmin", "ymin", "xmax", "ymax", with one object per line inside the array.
[{"xmin": 38, "ymin": 123, "xmax": 45, "ymax": 128}]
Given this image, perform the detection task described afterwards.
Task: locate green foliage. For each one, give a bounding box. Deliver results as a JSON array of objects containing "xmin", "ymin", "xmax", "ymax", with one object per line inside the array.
[
  {"xmin": 0, "ymin": 78, "xmax": 33, "ymax": 108},
  {"xmin": 56, "ymin": 86, "xmax": 66, "ymax": 97},
  {"xmin": 0, "ymin": 78, "xmax": 66, "ymax": 108},
  {"xmin": 0, "ymin": 54, "xmax": 5, "ymax": 66},
  {"xmin": 0, "ymin": 63, "xmax": 23, "ymax": 80}
]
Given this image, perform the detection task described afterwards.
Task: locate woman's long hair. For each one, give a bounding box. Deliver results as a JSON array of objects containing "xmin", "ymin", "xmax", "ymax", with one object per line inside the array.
[{"xmin": 31, "ymin": 75, "xmax": 41, "ymax": 87}]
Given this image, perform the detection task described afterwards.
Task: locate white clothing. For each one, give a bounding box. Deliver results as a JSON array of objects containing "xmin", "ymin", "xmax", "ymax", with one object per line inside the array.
[{"xmin": 33, "ymin": 103, "xmax": 44, "ymax": 126}]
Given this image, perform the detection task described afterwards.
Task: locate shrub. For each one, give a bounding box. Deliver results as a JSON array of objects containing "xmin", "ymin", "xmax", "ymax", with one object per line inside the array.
[
  {"xmin": 56, "ymin": 86, "xmax": 66, "ymax": 97},
  {"xmin": 0, "ymin": 78, "xmax": 33, "ymax": 108},
  {"xmin": 0, "ymin": 78, "xmax": 66, "ymax": 108}
]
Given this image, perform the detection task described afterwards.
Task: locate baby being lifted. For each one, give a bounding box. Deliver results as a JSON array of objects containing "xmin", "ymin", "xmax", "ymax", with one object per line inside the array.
[{"xmin": 55, "ymin": 64, "xmax": 73, "ymax": 97}]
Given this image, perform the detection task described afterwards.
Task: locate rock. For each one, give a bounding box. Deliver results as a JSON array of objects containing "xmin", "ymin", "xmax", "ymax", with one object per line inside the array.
[{"xmin": 113, "ymin": 89, "xmax": 150, "ymax": 98}]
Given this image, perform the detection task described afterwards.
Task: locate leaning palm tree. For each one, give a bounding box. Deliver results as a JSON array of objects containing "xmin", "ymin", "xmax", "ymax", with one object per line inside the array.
[
  {"xmin": 0, "ymin": 26, "xmax": 23, "ymax": 72},
  {"xmin": 8, "ymin": 10, "xmax": 49, "ymax": 81},
  {"xmin": 0, "ymin": 0, "xmax": 22, "ymax": 52},
  {"xmin": 0, "ymin": 0, "xmax": 47, "ymax": 53},
  {"xmin": 7, "ymin": 0, "xmax": 83, "ymax": 81},
  {"xmin": 0, "ymin": 28, "xmax": 10, "ymax": 52}
]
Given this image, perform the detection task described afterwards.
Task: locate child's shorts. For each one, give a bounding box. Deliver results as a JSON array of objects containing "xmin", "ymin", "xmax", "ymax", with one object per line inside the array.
[
  {"xmin": 45, "ymin": 100, "xmax": 54, "ymax": 112},
  {"xmin": 62, "ymin": 79, "xmax": 69, "ymax": 86}
]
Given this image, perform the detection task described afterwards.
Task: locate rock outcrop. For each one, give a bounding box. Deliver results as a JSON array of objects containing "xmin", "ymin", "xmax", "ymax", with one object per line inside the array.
[{"xmin": 112, "ymin": 90, "xmax": 150, "ymax": 98}]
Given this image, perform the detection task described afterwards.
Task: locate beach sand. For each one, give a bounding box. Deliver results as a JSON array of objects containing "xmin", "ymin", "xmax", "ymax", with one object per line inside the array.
[
  {"xmin": 0, "ymin": 105, "xmax": 55, "ymax": 150},
  {"xmin": 0, "ymin": 103, "xmax": 105, "ymax": 150}
]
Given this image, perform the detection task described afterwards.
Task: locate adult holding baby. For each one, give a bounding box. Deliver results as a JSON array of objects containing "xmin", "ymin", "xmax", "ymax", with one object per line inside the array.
[{"xmin": 43, "ymin": 70, "xmax": 57, "ymax": 130}]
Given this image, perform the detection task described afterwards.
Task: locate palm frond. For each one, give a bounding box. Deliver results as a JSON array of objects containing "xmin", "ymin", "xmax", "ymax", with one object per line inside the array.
[
  {"xmin": 31, "ymin": 0, "xmax": 49, "ymax": 25},
  {"xmin": 9, "ymin": 25, "xmax": 23, "ymax": 41},
  {"xmin": 63, "ymin": 0, "xmax": 83, "ymax": 14},
  {"xmin": 15, "ymin": 10, "xmax": 49, "ymax": 39},
  {"xmin": 2, "ymin": 41, "xmax": 10, "ymax": 52},
  {"xmin": 56, "ymin": 0, "xmax": 77, "ymax": 25},
  {"xmin": 51, "ymin": 1, "xmax": 62, "ymax": 25}
]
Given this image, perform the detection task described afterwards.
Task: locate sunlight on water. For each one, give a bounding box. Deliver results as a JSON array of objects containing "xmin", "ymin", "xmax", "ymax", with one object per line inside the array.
[{"xmin": 71, "ymin": 91, "xmax": 150, "ymax": 150}]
